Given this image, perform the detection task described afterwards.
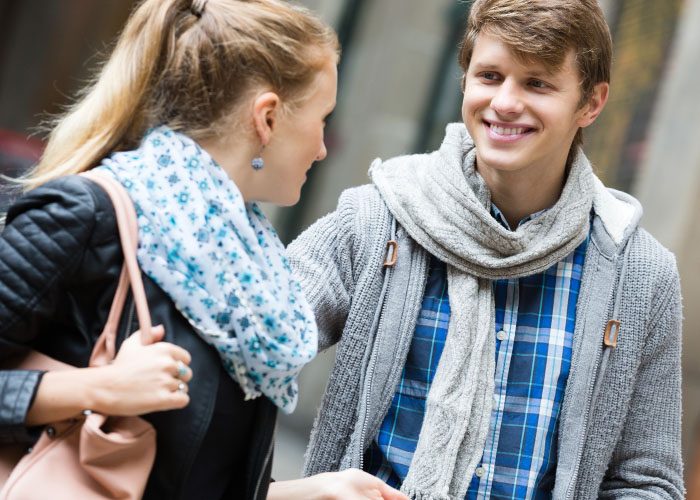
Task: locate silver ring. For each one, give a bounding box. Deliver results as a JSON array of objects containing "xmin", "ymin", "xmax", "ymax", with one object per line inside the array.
[
  {"xmin": 176, "ymin": 361, "xmax": 188, "ymax": 380},
  {"xmin": 177, "ymin": 382, "xmax": 187, "ymax": 393}
]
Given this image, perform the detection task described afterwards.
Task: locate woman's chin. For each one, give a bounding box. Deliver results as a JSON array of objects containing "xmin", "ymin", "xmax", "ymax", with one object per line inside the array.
[{"xmin": 269, "ymin": 191, "xmax": 301, "ymax": 208}]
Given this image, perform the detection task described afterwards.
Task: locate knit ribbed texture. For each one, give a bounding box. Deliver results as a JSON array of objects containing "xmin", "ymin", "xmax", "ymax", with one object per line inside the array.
[
  {"xmin": 291, "ymin": 185, "xmax": 393, "ymax": 475},
  {"xmin": 575, "ymin": 229, "xmax": 684, "ymax": 499}
]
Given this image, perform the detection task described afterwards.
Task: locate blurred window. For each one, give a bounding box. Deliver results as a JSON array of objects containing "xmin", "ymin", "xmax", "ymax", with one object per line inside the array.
[{"xmin": 413, "ymin": 2, "xmax": 472, "ymax": 154}]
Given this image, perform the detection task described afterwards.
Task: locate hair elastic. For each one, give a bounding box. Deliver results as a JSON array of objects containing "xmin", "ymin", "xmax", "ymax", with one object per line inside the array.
[{"xmin": 191, "ymin": 0, "xmax": 209, "ymax": 18}]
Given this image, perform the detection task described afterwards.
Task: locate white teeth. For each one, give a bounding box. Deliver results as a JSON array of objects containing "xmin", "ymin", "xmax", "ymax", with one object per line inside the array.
[{"xmin": 490, "ymin": 125, "xmax": 526, "ymax": 135}]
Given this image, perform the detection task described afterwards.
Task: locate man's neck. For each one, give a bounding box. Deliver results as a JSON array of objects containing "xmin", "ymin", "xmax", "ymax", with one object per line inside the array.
[{"xmin": 478, "ymin": 164, "xmax": 567, "ymax": 230}]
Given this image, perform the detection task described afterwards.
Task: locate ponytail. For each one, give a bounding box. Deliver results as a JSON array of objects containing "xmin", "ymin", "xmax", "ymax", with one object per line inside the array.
[
  {"xmin": 25, "ymin": 0, "xmax": 339, "ymax": 190},
  {"xmin": 26, "ymin": 0, "xmax": 182, "ymax": 188}
]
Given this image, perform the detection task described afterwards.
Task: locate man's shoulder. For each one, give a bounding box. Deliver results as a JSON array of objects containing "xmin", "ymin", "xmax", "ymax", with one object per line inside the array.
[
  {"xmin": 628, "ymin": 226, "xmax": 679, "ymax": 282},
  {"xmin": 600, "ymin": 226, "xmax": 681, "ymax": 315},
  {"xmin": 336, "ymin": 183, "xmax": 389, "ymax": 224},
  {"xmin": 339, "ymin": 182, "xmax": 382, "ymax": 203},
  {"xmin": 291, "ymin": 183, "xmax": 393, "ymax": 261}
]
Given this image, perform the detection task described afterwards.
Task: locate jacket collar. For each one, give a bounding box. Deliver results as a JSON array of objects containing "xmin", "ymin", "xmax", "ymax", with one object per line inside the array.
[{"xmin": 590, "ymin": 176, "xmax": 643, "ymax": 257}]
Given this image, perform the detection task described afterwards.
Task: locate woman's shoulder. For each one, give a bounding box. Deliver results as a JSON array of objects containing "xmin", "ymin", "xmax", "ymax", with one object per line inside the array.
[
  {"xmin": 4, "ymin": 174, "xmax": 119, "ymax": 258},
  {"xmin": 6, "ymin": 175, "xmax": 107, "ymax": 225}
]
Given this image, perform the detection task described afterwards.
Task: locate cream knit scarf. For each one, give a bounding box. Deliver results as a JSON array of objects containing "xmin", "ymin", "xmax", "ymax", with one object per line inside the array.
[{"xmin": 370, "ymin": 123, "xmax": 594, "ymax": 499}]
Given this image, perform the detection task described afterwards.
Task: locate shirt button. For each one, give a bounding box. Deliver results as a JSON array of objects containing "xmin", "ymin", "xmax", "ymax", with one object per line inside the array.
[
  {"xmin": 475, "ymin": 466, "xmax": 485, "ymax": 477},
  {"xmin": 496, "ymin": 330, "xmax": 507, "ymax": 341}
]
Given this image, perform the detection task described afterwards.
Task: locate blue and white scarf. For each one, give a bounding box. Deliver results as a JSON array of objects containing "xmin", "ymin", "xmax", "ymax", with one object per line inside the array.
[{"xmin": 99, "ymin": 126, "xmax": 317, "ymax": 413}]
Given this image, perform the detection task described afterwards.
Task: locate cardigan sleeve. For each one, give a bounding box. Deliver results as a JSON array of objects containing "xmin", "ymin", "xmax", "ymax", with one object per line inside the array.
[
  {"xmin": 0, "ymin": 177, "xmax": 98, "ymax": 443},
  {"xmin": 287, "ymin": 207, "xmax": 353, "ymax": 353},
  {"xmin": 598, "ymin": 256, "xmax": 684, "ymax": 499}
]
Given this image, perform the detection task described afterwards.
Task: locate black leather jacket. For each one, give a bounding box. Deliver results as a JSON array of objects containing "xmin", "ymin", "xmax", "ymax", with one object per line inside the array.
[{"xmin": 0, "ymin": 176, "xmax": 276, "ymax": 499}]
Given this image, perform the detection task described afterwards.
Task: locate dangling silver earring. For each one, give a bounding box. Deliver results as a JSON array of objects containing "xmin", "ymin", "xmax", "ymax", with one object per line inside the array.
[{"xmin": 251, "ymin": 146, "xmax": 265, "ymax": 171}]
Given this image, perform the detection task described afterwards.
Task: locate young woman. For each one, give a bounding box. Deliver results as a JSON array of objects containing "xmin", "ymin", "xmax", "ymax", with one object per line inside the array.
[{"xmin": 0, "ymin": 0, "xmax": 406, "ymax": 498}]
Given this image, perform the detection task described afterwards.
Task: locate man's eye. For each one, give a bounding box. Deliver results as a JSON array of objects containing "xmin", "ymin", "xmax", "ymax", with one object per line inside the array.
[
  {"xmin": 529, "ymin": 79, "xmax": 548, "ymax": 89},
  {"xmin": 481, "ymin": 72, "xmax": 499, "ymax": 80}
]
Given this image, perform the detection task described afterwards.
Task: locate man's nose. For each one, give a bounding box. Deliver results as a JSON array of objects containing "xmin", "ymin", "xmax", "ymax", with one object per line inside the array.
[{"xmin": 490, "ymin": 79, "xmax": 525, "ymax": 116}]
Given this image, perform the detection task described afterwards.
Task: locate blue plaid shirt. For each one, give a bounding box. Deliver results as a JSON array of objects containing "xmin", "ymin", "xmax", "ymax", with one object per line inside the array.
[{"xmin": 364, "ymin": 207, "xmax": 589, "ymax": 499}]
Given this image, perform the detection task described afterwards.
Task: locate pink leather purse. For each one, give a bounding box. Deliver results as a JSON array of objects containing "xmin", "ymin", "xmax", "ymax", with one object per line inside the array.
[{"xmin": 0, "ymin": 171, "xmax": 157, "ymax": 499}]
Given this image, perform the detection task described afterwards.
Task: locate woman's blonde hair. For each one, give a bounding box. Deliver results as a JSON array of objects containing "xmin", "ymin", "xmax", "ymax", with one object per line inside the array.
[{"xmin": 27, "ymin": 0, "xmax": 339, "ymax": 189}]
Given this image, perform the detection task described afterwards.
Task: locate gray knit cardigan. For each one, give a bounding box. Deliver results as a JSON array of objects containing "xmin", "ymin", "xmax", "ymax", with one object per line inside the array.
[{"xmin": 288, "ymin": 179, "xmax": 684, "ymax": 498}]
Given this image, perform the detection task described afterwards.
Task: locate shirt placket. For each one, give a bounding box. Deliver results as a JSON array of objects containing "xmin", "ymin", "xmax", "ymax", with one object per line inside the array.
[{"xmin": 476, "ymin": 277, "xmax": 520, "ymax": 496}]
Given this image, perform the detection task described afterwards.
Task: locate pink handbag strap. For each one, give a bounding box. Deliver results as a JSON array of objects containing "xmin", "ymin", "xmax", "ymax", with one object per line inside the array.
[{"xmin": 80, "ymin": 171, "xmax": 155, "ymax": 366}]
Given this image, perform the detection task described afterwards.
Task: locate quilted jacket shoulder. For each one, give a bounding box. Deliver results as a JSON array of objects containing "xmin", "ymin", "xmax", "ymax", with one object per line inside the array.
[
  {"xmin": 1, "ymin": 177, "xmax": 103, "ymax": 347},
  {"xmin": 0, "ymin": 176, "xmax": 103, "ymax": 443}
]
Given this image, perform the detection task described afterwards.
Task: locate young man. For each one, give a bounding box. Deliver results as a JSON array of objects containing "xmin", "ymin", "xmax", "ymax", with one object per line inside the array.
[{"xmin": 288, "ymin": 0, "xmax": 684, "ymax": 498}]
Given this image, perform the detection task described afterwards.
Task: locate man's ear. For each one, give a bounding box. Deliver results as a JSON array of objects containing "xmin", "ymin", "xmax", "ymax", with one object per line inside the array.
[
  {"xmin": 252, "ymin": 91, "xmax": 281, "ymax": 146},
  {"xmin": 577, "ymin": 82, "xmax": 609, "ymax": 128}
]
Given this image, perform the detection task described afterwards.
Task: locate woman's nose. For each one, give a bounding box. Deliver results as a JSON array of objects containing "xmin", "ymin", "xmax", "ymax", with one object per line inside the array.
[{"xmin": 316, "ymin": 141, "xmax": 328, "ymax": 161}]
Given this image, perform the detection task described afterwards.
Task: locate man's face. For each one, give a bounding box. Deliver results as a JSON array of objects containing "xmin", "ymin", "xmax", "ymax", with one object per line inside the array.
[{"xmin": 462, "ymin": 32, "xmax": 603, "ymax": 182}]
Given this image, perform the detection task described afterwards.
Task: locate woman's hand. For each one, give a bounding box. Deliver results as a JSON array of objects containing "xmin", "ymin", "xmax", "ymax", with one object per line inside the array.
[
  {"xmin": 93, "ymin": 325, "xmax": 193, "ymax": 415},
  {"xmin": 26, "ymin": 325, "xmax": 193, "ymax": 425},
  {"xmin": 267, "ymin": 469, "xmax": 409, "ymax": 500}
]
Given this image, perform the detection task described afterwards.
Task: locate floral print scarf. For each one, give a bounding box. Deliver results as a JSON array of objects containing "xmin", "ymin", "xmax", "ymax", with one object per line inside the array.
[{"xmin": 99, "ymin": 126, "xmax": 317, "ymax": 413}]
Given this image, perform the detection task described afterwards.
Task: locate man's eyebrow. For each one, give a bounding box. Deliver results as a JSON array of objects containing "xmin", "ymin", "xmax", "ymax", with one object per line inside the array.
[
  {"xmin": 471, "ymin": 61, "xmax": 559, "ymax": 78},
  {"xmin": 527, "ymin": 67, "xmax": 558, "ymax": 78},
  {"xmin": 470, "ymin": 63, "xmax": 501, "ymax": 71}
]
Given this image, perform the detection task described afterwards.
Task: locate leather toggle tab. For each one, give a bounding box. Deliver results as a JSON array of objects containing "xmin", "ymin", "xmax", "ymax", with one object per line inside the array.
[
  {"xmin": 603, "ymin": 319, "xmax": 621, "ymax": 347},
  {"xmin": 383, "ymin": 240, "xmax": 398, "ymax": 267}
]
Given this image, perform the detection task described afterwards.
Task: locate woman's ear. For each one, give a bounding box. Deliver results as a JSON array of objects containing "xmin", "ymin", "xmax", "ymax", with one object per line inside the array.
[
  {"xmin": 577, "ymin": 82, "xmax": 609, "ymax": 128},
  {"xmin": 252, "ymin": 91, "xmax": 281, "ymax": 146}
]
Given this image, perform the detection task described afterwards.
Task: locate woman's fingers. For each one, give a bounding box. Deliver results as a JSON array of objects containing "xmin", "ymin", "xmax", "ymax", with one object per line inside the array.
[
  {"xmin": 124, "ymin": 324, "xmax": 165, "ymax": 346},
  {"xmin": 103, "ymin": 325, "xmax": 196, "ymax": 415},
  {"xmin": 157, "ymin": 341, "xmax": 192, "ymax": 365},
  {"xmin": 148, "ymin": 324, "xmax": 166, "ymax": 343},
  {"xmin": 329, "ymin": 469, "xmax": 408, "ymax": 500},
  {"xmin": 266, "ymin": 469, "xmax": 406, "ymax": 500},
  {"xmin": 123, "ymin": 327, "xmax": 193, "ymax": 372},
  {"xmin": 171, "ymin": 359, "xmax": 193, "ymax": 382},
  {"xmin": 167, "ymin": 380, "xmax": 190, "ymax": 406},
  {"xmin": 377, "ymin": 480, "xmax": 409, "ymax": 500}
]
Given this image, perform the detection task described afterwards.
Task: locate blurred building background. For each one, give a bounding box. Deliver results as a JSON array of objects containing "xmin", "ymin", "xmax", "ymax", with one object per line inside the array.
[{"xmin": 1, "ymin": 0, "xmax": 699, "ymax": 490}]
